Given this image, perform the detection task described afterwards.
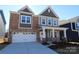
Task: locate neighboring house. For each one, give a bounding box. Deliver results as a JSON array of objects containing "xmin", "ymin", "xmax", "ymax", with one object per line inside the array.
[
  {"xmin": 9, "ymin": 6, "xmax": 68, "ymax": 43},
  {"xmin": 60, "ymin": 16, "xmax": 79, "ymax": 42},
  {"xmin": 0, "ymin": 10, "xmax": 6, "ymax": 43}
]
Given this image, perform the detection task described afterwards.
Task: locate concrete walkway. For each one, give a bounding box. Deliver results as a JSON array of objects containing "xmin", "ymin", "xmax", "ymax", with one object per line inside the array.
[{"xmin": 0, "ymin": 42, "xmax": 57, "ymax": 54}]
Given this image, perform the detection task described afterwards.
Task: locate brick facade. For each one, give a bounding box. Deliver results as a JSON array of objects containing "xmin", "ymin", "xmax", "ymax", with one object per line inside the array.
[{"xmin": 9, "ymin": 12, "xmax": 40, "ymax": 42}]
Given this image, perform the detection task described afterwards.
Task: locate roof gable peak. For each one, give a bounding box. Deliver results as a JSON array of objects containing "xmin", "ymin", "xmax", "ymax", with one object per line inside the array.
[
  {"xmin": 18, "ymin": 5, "xmax": 34, "ymax": 14},
  {"xmin": 39, "ymin": 6, "xmax": 59, "ymax": 18}
]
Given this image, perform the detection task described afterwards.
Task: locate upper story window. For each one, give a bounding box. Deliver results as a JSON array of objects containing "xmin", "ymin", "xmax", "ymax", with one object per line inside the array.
[
  {"xmin": 53, "ymin": 20, "xmax": 58, "ymax": 26},
  {"xmin": 21, "ymin": 15, "xmax": 31, "ymax": 24},
  {"xmin": 75, "ymin": 19, "xmax": 79, "ymax": 30},
  {"xmin": 21, "ymin": 16, "xmax": 26, "ymax": 23},
  {"xmin": 75, "ymin": 22, "xmax": 79, "ymax": 30},
  {"xmin": 27, "ymin": 16, "xmax": 31, "ymax": 24},
  {"xmin": 40, "ymin": 16, "xmax": 58, "ymax": 27},
  {"xmin": 47, "ymin": 18, "xmax": 52, "ymax": 26},
  {"xmin": 41, "ymin": 17, "xmax": 46, "ymax": 25}
]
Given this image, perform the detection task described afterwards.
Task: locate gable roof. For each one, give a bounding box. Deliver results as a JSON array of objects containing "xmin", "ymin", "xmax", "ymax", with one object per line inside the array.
[
  {"xmin": 18, "ymin": 5, "xmax": 34, "ymax": 14},
  {"xmin": 0, "ymin": 10, "xmax": 6, "ymax": 24},
  {"xmin": 39, "ymin": 6, "xmax": 59, "ymax": 18}
]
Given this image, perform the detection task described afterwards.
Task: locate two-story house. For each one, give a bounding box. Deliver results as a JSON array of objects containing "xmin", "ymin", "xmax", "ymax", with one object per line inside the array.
[
  {"xmin": 9, "ymin": 6, "xmax": 68, "ymax": 43},
  {"xmin": 60, "ymin": 16, "xmax": 79, "ymax": 42},
  {"xmin": 0, "ymin": 10, "xmax": 6, "ymax": 43}
]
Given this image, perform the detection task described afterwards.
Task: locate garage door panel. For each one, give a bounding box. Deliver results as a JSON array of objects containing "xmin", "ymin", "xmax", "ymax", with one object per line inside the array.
[{"xmin": 12, "ymin": 32, "xmax": 36, "ymax": 43}]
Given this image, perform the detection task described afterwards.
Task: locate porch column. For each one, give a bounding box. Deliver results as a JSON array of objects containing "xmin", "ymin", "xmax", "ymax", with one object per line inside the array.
[
  {"xmin": 64, "ymin": 29, "xmax": 66, "ymax": 38},
  {"xmin": 52, "ymin": 29, "xmax": 55, "ymax": 38},
  {"xmin": 43, "ymin": 28, "xmax": 46, "ymax": 38}
]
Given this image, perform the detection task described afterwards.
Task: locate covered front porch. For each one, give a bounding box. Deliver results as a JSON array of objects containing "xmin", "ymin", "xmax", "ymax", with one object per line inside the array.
[{"xmin": 40, "ymin": 26, "xmax": 68, "ymax": 43}]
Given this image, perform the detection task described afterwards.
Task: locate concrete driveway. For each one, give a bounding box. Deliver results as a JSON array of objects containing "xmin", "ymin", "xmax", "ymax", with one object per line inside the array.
[{"xmin": 0, "ymin": 42, "xmax": 57, "ymax": 54}]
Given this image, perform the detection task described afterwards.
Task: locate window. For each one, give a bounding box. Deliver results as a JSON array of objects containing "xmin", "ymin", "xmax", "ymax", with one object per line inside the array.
[
  {"xmin": 41, "ymin": 17, "xmax": 46, "ymax": 25},
  {"xmin": 21, "ymin": 15, "xmax": 31, "ymax": 24},
  {"xmin": 42, "ymin": 19, "xmax": 45, "ymax": 24},
  {"xmin": 48, "ymin": 9, "xmax": 50, "ymax": 13},
  {"xmin": 22, "ymin": 20, "xmax": 25, "ymax": 23},
  {"xmin": 23, "ymin": 32, "xmax": 25, "ymax": 34},
  {"xmin": 21, "ymin": 16, "xmax": 26, "ymax": 23},
  {"xmin": 31, "ymin": 32, "xmax": 35, "ymax": 34},
  {"xmin": 75, "ymin": 22, "xmax": 79, "ymax": 30},
  {"xmin": 47, "ymin": 18, "xmax": 52, "ymax": 26},
  {"xmin": 26, "ymin": 16, "xmax": 31, "ymax": 24},
  {"xmin": 13, "ymin": 32, "xmax": 16, "ymax": 34},
  {"xmin": 53, "ymin": 20, "xmax": 58, "ymax": 26}
]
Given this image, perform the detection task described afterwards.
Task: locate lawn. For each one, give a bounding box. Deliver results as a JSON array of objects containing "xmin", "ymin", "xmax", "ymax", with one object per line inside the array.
[{"xmin": 48, "ymin": 42, "xmax": 79, "ymax": 54}]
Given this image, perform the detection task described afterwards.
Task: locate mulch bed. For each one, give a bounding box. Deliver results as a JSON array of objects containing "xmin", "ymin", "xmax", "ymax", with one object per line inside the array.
[{"xmin": 48, "ymin": 42, "xmax": 79, "ymax": 54}]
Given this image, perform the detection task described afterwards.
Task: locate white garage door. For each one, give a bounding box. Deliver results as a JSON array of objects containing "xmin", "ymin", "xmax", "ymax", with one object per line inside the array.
[{"xmin": 12, "ymin": 32, "xmax": 36, "ymax": 43}]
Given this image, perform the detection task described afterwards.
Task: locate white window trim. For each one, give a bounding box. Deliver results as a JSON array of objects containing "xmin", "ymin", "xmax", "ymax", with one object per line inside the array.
[
  {"xmin": 21, "ymin": 15, "xmax": 26, "ymax": 24},
  {"xmin": 75, "ymin": 21, "xmax": 79, "ymax": 30},
  {"xmin": 41, "ymin": 17, "xmax": 46, "ymax": 25},
  {"xmin": 71, "ymin": 22, "xmax": 79, "ymax": 31},
  {"xmin": 53, "ymin": 20, "xmax": 58, "ymax": 26},
  {"xmin": 39, "ymin": 16, "xmax": 59, "ymax": 27},
  {"xmin": 26, "ymin": 16, "xmax": 31, "ymax": 24},
  {"xmin": 18, "ymin": 13, "xmax": 33, "ymax": 29},
  {"xmin": 47, "ymin": 17, "xmax": 52, "ymax": 26},
  {"xmin": 21, "ymin": 15, "xmax": 32, "ymax": 24}
]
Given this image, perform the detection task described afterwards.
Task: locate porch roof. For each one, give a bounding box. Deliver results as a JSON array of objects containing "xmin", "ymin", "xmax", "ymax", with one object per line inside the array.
[{"xmin": 42, "ymin": 26, "xmax": 68, "ymax": 31}]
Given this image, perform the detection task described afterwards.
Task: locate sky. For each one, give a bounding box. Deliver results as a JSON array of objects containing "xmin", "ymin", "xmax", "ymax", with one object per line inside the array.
[{"xmin": 0, "ymin": 5, "xmax": 79, "ymax": 31}]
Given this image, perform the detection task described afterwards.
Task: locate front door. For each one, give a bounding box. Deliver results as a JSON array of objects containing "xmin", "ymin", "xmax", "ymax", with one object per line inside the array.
[
  {"xmin": 54, "ymin": 31, "xmax": 60, "ymax": 41},
  {"xmin": 46, "ymin": 30, "xmax": 52, "ymax": 41}
]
